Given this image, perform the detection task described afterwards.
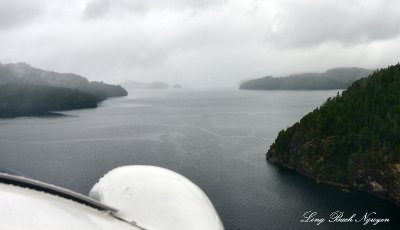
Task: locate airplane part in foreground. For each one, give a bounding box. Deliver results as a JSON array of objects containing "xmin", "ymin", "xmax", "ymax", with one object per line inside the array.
[
  {"xmin": 90, "ymin": 165, "xmax": 224, "ymax": 230},
  {"xmin": 0, "ymin": 165, "xmax": 224, "ymax": 230}
]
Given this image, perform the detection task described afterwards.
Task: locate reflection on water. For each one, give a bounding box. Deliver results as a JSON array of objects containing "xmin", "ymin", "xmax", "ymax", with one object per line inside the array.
[{"xmin": 0, "ymin": 89, "xmax": 399, "ymax": 230}]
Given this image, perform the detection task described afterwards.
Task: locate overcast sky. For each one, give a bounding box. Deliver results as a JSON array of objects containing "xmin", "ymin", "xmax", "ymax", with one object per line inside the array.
[{"xmin": 0, "ymin": 0, "xmax": 399, "ymax": 88}]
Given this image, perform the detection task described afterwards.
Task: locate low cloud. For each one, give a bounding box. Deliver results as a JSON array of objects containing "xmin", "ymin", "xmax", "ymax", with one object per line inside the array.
[
  {"xmin": 265, "ymin": 0, "xmax": 400, "ymax": 47},
  {"xmin": 83, "ymin": 0, "xmax": 111, "ymax": 19},
  {"xmin": 83, "ymin": 0, "xmax": 226, "ymax": 19},
  {"xmin": 0, "ymin": 0, "xmax": 399, "ymax": 87},
  {"xmin": 0, "ymin": 0, "xmax": 42, "ymax": 29}
]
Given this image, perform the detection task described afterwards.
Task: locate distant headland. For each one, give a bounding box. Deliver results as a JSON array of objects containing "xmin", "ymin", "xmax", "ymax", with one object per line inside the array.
[
  {"xmin": 0, "ymin": 62, "xmax": 127, "ymax": 118},
  {"xmin": 239, "ymin": 67, "xmax": 373, "ymax": 90}
]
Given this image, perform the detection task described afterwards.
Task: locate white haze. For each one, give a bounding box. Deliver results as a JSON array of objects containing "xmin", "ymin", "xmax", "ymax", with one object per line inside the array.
[{"xmin": 0, "ymin": 0, "xmax": 399, "ymax": 88}]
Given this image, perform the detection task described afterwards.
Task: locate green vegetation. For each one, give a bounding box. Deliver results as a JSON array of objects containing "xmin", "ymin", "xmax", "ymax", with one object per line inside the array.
[
  {"xmin": 89, "ymin": 81, "xmax": 128, "ymax": 101},
  {"xmin": 0, "ymin": 84, "xmax": 97, "ymax": 117},
  {"xmin": 267, "ymin": 64, "xmax": 400, "ymax": 204},
  {"xmin": 240, "ymin": 67, "xmax": 372, "ymax": 90},
  {"xmin": 0, "ymin": 62, "xmax": 128, "ymax": 118},
  {"xmin": 0, "ymin": 62, "xmax": 128, "ymax": 101}
]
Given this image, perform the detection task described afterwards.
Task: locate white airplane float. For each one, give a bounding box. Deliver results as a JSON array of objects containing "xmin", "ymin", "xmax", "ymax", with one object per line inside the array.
[{"xmin": 0, "ymin": 165, "xmax": 224, "ymax": 230}]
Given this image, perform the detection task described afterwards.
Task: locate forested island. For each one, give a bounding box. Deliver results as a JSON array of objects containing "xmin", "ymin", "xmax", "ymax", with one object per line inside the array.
[
  {"xmin": 267, "ymin": 64, "xmax": 400, "ymax": 204},
  {"xmin": 0, "ymin": 62, "xmax": 127, "ymax": 118},
  {"xmin": 172, "ymin": 84, "xmax": 183, "ymax": 89},
  {"xmin": 239, "ymin": 67, "xmax": 372, "ymax": 90}
]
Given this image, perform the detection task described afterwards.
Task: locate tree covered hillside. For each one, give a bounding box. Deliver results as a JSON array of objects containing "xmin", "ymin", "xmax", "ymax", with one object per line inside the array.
[
  {"xmin": 240, "ymin": 67, "xmax": 372, "ymax": 90},
  {"xmin": 0, "ymin": 84, "xmax": 97, "ymax": 117},
  {"xmin": 0, "ymin": 62, "xmax": 128, "ymax": 118},
  {"xmin": 0, "ymin": 62, "xmax": 127, "ymax": 101},
  {"xmin": 267, "ymin": 64, "xmax": 400, "ymax": 204}
]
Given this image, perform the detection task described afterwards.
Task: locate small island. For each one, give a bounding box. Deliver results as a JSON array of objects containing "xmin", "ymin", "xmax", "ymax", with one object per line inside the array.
[
  {"xmin": 172, "ymin": 84, "xmax": 182, "ymax": 89},
  {"xmin": 121, "ymin": 80, "xmax": 169, "ymax": 90},
  {"xmin": 267, "ymin": 64, "xmax": 400, "ymax": 205},
  {"xmin": 0, "ymin": 62, "xmax": 128, "ymax": 118},
  {"xmin": 239, "ymin": 67, "xmax": 372, "ymax": 90}
]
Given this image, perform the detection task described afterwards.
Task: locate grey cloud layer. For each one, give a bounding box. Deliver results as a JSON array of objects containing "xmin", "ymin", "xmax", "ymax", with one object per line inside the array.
[
  {"xmin": 0, "ymin": 0, "xmax": 42, "ymax": 29},
  {"xmin": 83, "ymin": 0, "xmax": 226, "ymax": 19},
  {"xmin": 82, "ymin": 0, "xmax": 400, "ymax": 47},
  {"xmin": 266, "ymin": 0, "xmax": 400, "ymax": 47},
  {"xmin": 0, "ymin": 0, "xmax": 399, "ymax": 87}
]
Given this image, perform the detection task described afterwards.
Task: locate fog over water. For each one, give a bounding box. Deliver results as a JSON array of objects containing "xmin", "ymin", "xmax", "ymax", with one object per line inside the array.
[
  {"xmin": 1, "ymin": 89, "xmax": 399, "ymax": 230},
  {"xmin": 1, "ymin": 0, "xmax": 400, "ymax": 87},
  {"xmin": 1, "ymin": 1, "xmax": 400, "ymax": 229}
]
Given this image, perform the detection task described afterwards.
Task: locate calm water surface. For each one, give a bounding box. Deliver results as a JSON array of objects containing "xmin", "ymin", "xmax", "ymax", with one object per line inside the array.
[{"xmin": 1, "ymin": 89, "xmax": 399, "ymax": 230}]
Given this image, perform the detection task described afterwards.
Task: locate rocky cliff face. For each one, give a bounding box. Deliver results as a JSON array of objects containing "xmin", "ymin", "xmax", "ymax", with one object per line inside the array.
[{"xmin": 267, "ymin": 64, "xmax": 400, "ymax": 205}]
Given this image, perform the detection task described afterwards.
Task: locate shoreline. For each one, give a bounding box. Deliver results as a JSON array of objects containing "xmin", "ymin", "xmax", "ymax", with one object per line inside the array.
[
  {"xmin": 267, "ymin": 157, "xmax": 400, "ymax": 207},
  {"xmin": 0, "ymin": 95, "xmax": 130, "ymax": 119}
]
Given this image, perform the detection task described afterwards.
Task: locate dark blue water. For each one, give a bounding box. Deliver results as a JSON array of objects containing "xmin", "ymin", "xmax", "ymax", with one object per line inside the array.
[{"xmin": 1, "ymin": 89, "xmax": 399, "ymax": 229}]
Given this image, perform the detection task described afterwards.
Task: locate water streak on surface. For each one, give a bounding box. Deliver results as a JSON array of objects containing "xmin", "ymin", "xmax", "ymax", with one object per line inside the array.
[{"xmin": 1, "ymin": 89, "xmax": 399, "ymax": 230}]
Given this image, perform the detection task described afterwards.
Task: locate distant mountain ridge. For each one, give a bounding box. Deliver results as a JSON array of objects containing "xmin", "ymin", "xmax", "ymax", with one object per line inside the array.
[
  {"xmin": 0, "ymin": 62, "xmax": 127, "ymax": 118},
  {"xmin": 239, "ymin": 67, "xmax": 373, "ymax": 90}
]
